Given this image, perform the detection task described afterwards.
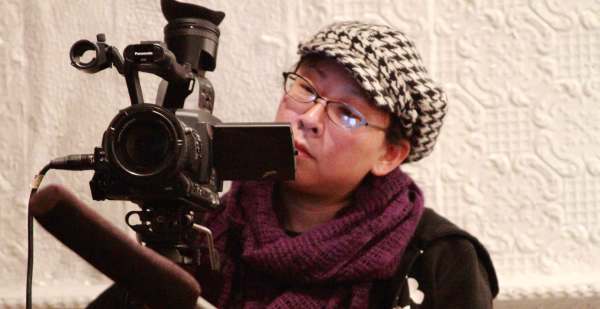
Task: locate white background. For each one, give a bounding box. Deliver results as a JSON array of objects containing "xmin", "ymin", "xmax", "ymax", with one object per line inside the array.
[{"xmin": 1, "ymin": 0, "xmax": 599, "ymax": 307}]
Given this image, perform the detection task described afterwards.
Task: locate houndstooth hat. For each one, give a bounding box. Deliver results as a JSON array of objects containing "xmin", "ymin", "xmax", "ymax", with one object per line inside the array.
[{"xmin": 298, "ymin": 21, "xmax": 447, "ymax": 162}]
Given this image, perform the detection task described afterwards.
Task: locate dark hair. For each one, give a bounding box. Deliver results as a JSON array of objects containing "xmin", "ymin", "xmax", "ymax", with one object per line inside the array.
[{"xmin": 385, "ymin": 116, "xmax": 407, "ymax": 146}]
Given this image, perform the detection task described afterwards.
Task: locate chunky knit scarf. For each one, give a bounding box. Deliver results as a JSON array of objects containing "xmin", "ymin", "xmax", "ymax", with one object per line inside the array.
[{"xmin": 200, "ymin": 168, "xmax": 424, "ymax": 308}]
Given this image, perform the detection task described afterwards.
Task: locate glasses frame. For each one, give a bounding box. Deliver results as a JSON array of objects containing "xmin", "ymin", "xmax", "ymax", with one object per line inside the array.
[{"xmin": 282, "ymin": 72, "xmax": 387, "ymax": 131}]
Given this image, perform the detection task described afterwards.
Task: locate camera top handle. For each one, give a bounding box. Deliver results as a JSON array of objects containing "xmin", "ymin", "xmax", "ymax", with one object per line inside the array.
[{"xmin": 69, "ymin": 0, "xmax": 225, "ymax": 110}]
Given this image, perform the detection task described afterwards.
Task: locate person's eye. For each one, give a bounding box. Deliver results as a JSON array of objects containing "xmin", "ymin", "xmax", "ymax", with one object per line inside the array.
[
  {"xmin": 298, "ymin": 82, "xmax": 314, "ymax": 96},
  {"xmin": 332, "ymin": 104, "xmax": 363, "ymax": 128}
]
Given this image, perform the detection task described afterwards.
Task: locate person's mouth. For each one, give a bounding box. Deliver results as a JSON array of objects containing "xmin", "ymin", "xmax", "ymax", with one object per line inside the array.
[{"xmin": 294, "ymin": 141, "xmax": 313, "ymax": 159}]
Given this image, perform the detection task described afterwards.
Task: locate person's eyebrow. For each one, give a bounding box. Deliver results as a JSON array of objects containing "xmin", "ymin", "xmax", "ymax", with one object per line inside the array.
[
  {"xmin": 308, "ymin": 64, "xmax": 367, "ymax": 99},
  {"xmin": 312, "ymin": 64, "xmax": 327, "ymax": 79}
]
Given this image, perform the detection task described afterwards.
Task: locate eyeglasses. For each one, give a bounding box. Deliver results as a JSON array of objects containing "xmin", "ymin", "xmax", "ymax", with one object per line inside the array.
[{"xmin": 282, "ymin": 72, "xmax": 386, "ymax": 131}]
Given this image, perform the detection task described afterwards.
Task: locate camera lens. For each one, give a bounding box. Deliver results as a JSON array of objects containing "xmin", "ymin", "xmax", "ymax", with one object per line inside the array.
[
  {"xmin": 121, "ymin": 120, "xmax": 171, "ymax": 171},
  {"xmin": 105, "ymin": 104, "xmax": 186, "ymax": 182}
]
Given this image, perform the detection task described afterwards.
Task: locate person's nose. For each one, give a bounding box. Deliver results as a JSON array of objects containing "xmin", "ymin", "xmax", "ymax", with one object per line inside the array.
[{"xmin": 296, "ymin": 99, "xmax": 326, "ymax": 137}]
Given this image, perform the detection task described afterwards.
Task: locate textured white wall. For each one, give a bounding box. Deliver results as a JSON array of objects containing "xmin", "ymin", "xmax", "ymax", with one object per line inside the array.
[{"xmin": 1, "ymin": 0, "xmax": 599, "ymax": 308}]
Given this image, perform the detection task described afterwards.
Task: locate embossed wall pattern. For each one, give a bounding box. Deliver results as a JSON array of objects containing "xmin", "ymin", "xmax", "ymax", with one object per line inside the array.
[{"xmin": 1, "ymin": 0, "xmax": 599, "ymax": 308}]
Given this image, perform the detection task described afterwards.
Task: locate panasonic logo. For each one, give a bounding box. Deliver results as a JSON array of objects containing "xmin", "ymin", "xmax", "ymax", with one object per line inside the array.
[{"xmin": 134, "ymin": 51, "xmax": 154, "ymax": 56}]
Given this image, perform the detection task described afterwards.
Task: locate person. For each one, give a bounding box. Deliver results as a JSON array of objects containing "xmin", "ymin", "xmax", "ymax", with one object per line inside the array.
[
  {"xmin": 194, "ymin": 21, "xmax": 499, "ymax": 309},
  {"xmin": 87, "ymin": 21, "xmax": 499, "ymax": 309}
]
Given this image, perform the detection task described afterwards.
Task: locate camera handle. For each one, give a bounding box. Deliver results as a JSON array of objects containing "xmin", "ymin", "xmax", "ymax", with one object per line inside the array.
[{"xmin": 70, "ymin": 35, "xmax": 197, "ymax": 107}]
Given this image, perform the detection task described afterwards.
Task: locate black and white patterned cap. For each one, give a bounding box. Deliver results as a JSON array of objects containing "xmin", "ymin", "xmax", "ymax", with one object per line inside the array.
[{"xmin": 298, "ymin": 21, "xmax": 447, "ymax": 162}]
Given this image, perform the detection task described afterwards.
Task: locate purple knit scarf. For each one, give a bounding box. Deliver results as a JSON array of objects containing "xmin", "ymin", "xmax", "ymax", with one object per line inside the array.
[{"xmin": 201, "ymin": 168, "xmax": 424, "ymax": 308}]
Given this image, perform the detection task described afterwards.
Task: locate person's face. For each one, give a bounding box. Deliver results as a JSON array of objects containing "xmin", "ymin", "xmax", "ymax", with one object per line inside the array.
[{"xmin": 275, "ymin": 57, "xmax": 394, "ymax": 198}]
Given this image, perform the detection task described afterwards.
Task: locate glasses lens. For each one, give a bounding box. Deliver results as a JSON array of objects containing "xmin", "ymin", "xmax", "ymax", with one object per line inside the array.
[
  {"xmin": 285, "ymin": 74, "xmax": 315, "ymax": 103},
  {"xmin": 328, "ymin": 102, "xmax": 365, "ymax": 129}
]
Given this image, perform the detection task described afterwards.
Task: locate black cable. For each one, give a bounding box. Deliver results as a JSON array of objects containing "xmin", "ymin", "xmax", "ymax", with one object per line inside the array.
[
  {"xmin": 27, "ymin": 164, "xmax": 50, "ymax": 309},
  {"xmin": 26, "ymin": 154, "xmax": 93, "ymax": 309}
]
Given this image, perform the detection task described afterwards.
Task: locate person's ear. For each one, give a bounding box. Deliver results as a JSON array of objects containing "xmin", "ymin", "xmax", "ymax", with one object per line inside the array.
[{"xmin": 370, "ymin": 139, "xmax": 411, "ymax": 176}]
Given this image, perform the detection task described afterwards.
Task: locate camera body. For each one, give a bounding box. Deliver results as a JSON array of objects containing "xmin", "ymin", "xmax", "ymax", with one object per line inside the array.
[
  {"xmin": 89, "ymin": 103, "xmax": 295, "ymax": 212},
  {"xmin": 90, "ymin": 104, "xmax": 220, "ymax": 210}
]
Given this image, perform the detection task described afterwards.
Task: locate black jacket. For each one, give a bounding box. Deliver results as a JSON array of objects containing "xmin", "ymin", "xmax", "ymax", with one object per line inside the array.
[{"xmin": 369, "ymin": 208, "xmax": 499, "ymax": 309}]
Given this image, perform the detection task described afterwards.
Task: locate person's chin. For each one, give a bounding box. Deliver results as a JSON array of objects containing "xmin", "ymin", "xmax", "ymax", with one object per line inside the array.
[{"xmin": 281, "ymin": 176, "xmax": 318, "ymax": 193}]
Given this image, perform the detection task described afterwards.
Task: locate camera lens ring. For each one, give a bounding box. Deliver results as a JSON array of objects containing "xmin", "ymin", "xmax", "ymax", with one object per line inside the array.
[{"xmin": 104, "ymin": 104, "xmax": 186, "ymax": 182}]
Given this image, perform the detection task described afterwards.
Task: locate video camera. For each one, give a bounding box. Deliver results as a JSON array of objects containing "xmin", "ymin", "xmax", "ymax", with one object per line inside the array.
[{"xmin": 65, "ymin": 0, "xmax": 295, "ymax": 267}]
